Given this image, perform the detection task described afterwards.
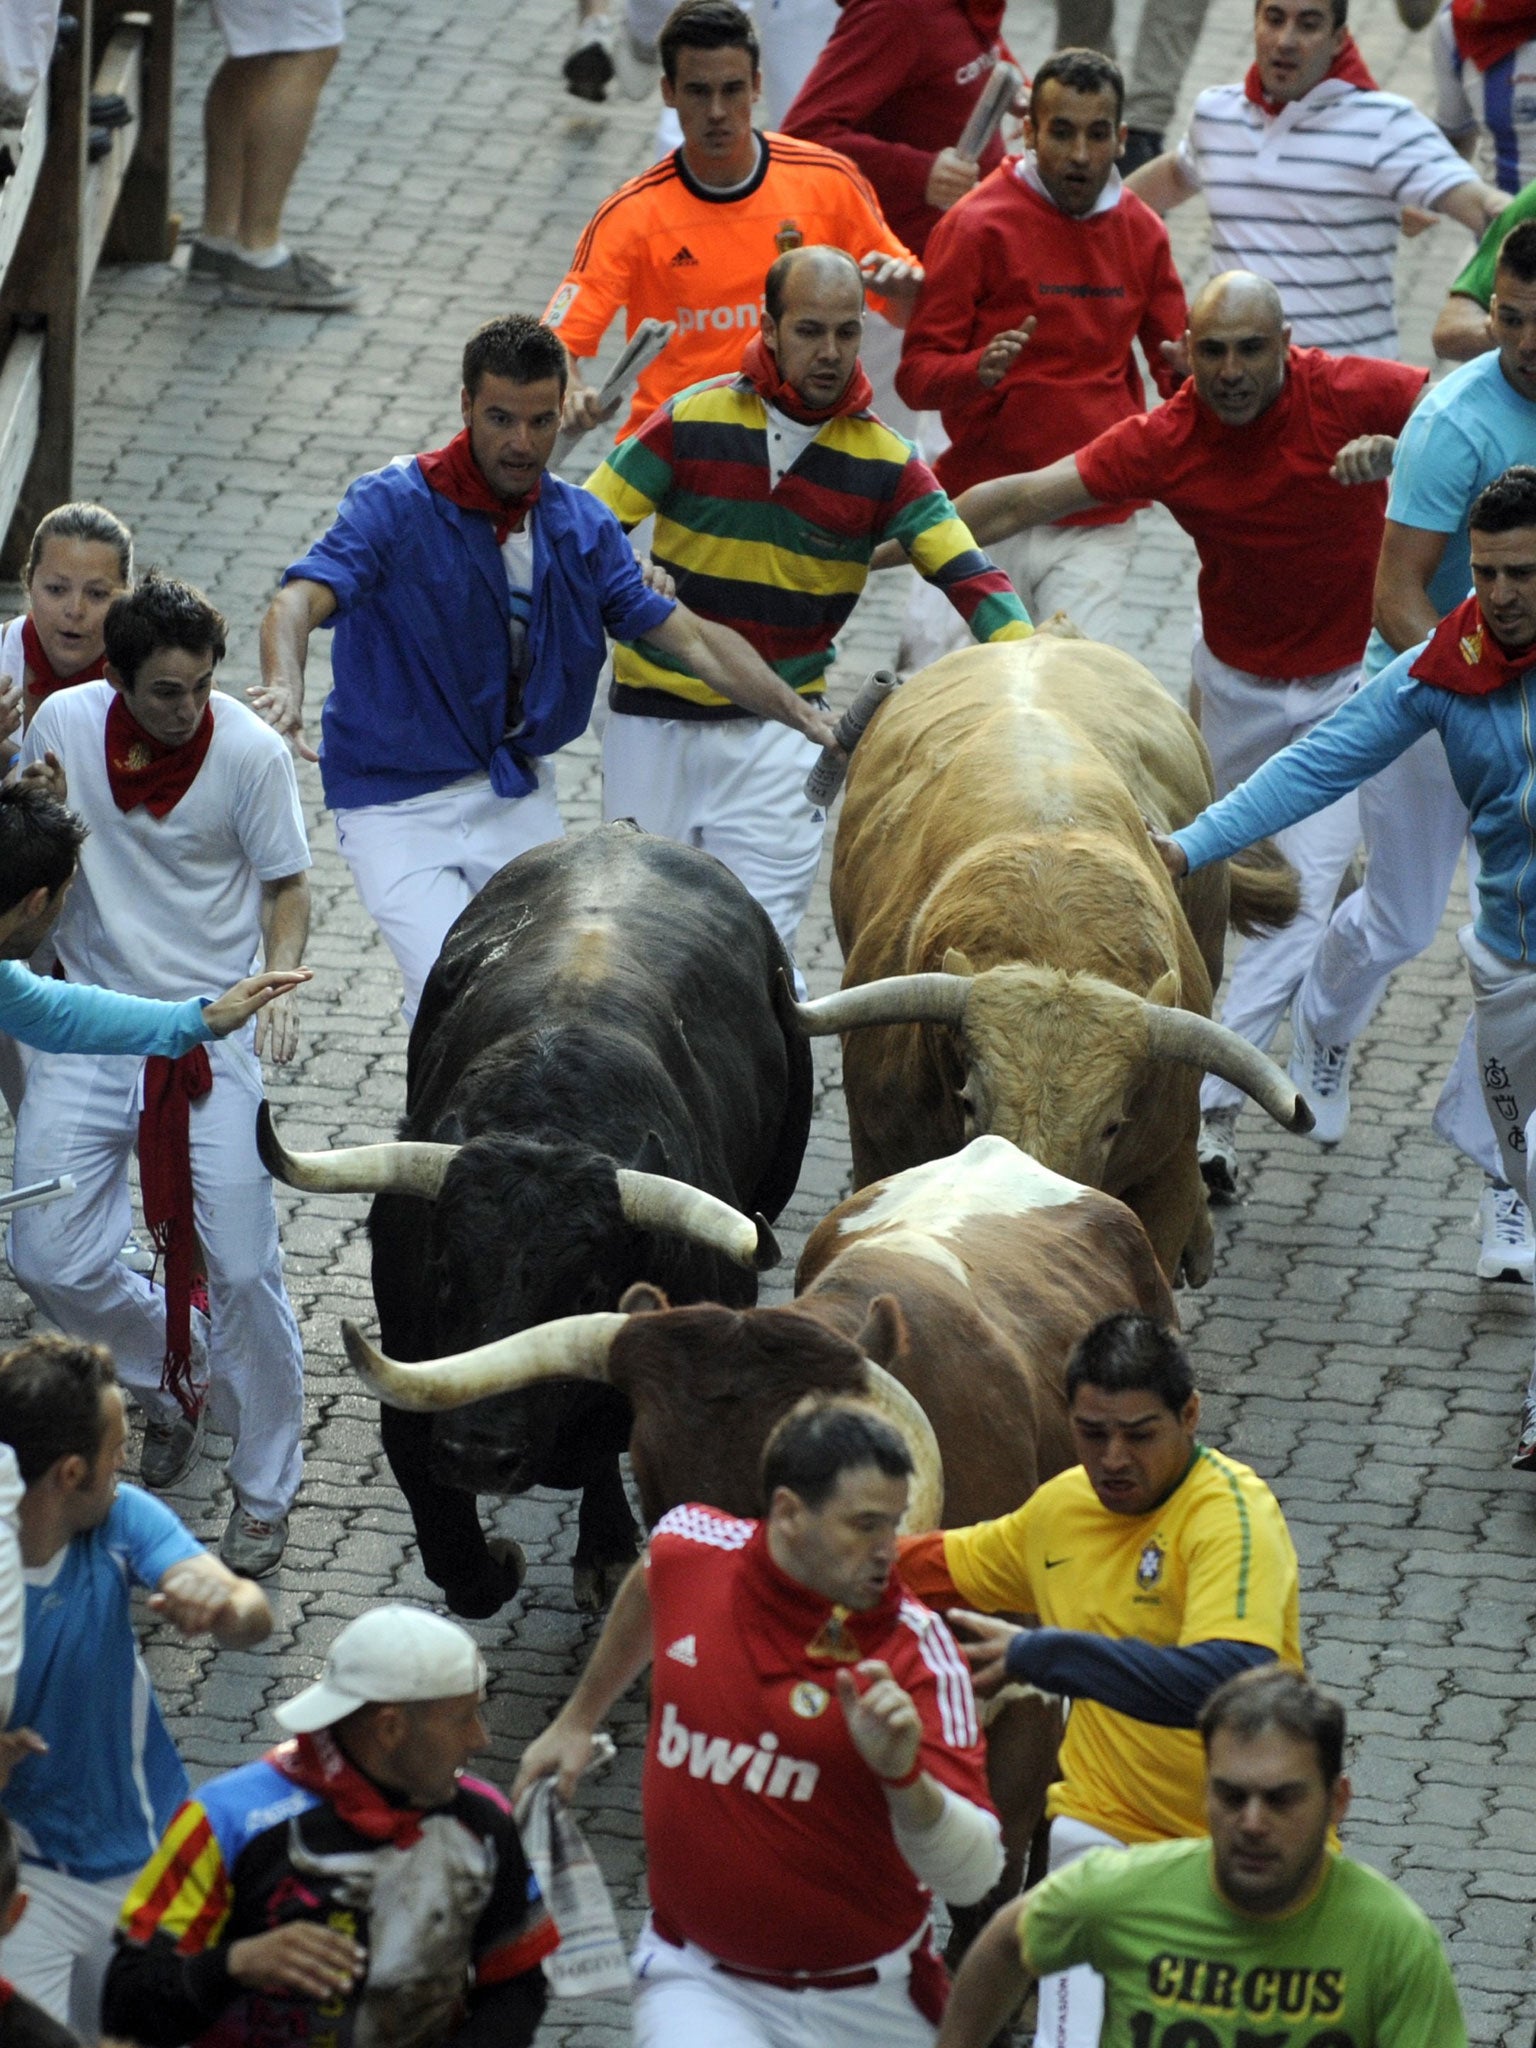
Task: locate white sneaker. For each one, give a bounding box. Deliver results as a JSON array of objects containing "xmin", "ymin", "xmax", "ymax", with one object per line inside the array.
[
  {"xmin": 1198, "ymin": 1107, "xmax": 1240, "ymax": 1201},
  {"xmin": 1288, "ymin": 1007, "xmax": 1352, "ymax": 1145},
  {"xmin": 1476, "ymin": 1182, "xmax": 1535, "ymax": 1283},
  {"xmin": 1512, "ymin": 1394, "xmax": 1536, "ymax": 1472},
  {"xmin": 563, "ymin": 14, "xmax": 616, "ymax": 100}
]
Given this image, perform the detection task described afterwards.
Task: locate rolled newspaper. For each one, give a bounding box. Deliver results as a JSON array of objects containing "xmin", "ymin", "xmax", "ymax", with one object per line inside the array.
[
  {"xmin": 957, "ymin": 60, "xmax": 1023, "ymax": 162},
  {"xmin": 553, "ymin": 318, "xmax": 676, "ymax": 464},
  {"xmin": 804, "ymin": 669, "xmax": 902, "ymax": 808},
  {"xmin": 0, "ymin": 1176, "xmax": 76, "ymax": 1217}
]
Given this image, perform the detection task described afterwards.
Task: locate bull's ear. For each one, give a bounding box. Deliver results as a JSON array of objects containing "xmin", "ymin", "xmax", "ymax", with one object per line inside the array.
[
  {"xmin": 856, "ymin": 1293, "xmax": 910, "ymax": 1369},
  {"xmin": 435, "ymin": 1111, "xmax": 467, "ymax": 1145},
  {"xmin": 941, "ymin": 947, "xmax": 976, "ymax": 978},
  {"xmin": 633, "ymin": 1131, "xmax": 671, "ymax": 1176},
  {"xmin": 619, "ymin": 1281, "xmax": 671, "ymax": 1315},
  {"xmin": 1146, "ymin": 969, "xmax": 1179, "ymax": 1009}
]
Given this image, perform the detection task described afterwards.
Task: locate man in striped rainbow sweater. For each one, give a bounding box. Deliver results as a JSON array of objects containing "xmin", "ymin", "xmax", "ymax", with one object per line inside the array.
[{"xmin": 586, "ymin": 242, "xmax": 1032, "ymax": 976}]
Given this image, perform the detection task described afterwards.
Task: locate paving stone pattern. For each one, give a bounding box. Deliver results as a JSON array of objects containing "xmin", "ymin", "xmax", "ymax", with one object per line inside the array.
[{"xmin": 9, "ymin": 0, "xmax": 1535, "ymax": 2037}]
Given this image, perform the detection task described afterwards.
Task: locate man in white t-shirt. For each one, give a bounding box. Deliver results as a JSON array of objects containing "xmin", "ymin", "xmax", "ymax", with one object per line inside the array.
[
  {"xmin": 1127, "ymin": 0, "xmax": 1505, "ymax": 359},
  {"xmin": 11, "ymin": 574, "xmax": 312, "ymax": 1580}
]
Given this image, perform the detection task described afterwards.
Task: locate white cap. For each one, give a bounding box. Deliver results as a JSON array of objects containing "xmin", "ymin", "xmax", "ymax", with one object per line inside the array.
[{"xmin": 273, "ymin": 1605, "xmax": 486, "ymax": 1733}]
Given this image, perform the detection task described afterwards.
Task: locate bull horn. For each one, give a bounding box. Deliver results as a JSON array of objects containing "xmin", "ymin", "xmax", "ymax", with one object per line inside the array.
[
  {"xmin": 789, "ymin": 973, "xmax": 971, "ymax": 1036},
  {"xmin": 257, "ymin": 1103, "xmax": 460, "ymax": 1200},
  {"xmin": 614, "ymin": 1170, "xmax": 779, "ymax": 1271},
  {"xmin": 1142, "ymin": 1005, "xmax": 1315, "ymax": 1136},
  {"xmin": 859, "ymin": 1361, "xmax": 944, "ymax": 1534},
  {"xmin": 339, "ymin": 1313, "xmax": 629, "ymax": 1410}
]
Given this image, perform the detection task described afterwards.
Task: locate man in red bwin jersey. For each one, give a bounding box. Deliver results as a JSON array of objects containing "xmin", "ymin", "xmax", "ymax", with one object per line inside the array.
[{"xmin": 513, "ymin": 1396, "xmax": 1002, "ymax": 2046}]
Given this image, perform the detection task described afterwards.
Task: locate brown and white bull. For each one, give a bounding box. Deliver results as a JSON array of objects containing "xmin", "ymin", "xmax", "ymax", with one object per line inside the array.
[{"xmin": 797, "ymin": 630, "xmax": 1312, "ymax": 1287}]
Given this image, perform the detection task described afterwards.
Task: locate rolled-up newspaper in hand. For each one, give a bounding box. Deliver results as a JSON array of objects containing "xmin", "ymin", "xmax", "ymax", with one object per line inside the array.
[
  {"xmin": 805, "ymin": 669, "xmax": 902, "ymax": 809},
  {"xmin": 553, "ymin": 318, "xmax": 677, "ymax": 464},
  {"xmin": 957, "ymin": 61, "xmax": 1023, "ymax": 162}
]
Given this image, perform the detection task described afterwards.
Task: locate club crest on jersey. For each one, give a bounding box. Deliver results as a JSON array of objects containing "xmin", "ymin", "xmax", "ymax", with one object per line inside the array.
[
  {"xmin": 545, "ymin": 282, "xmax": 579, "ymax": 328},
  {"xmin": 1136, "ymin": 1540, "xmax": 1165, "ymax": 1590},
  {"xmin": 804, "ymin": 1604, "xmax": 861, "ymax": 1663},
  {"xmin": 774, "ymin": 217, "xmax": 804, "ymax": 253},
  {"xmin": 789, "ymin": 1681, "xmax": 829, "ymax": 1718}
]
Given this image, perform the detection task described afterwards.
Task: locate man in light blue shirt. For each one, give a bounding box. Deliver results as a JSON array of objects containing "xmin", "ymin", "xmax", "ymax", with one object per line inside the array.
[
  {"xmin": 1154, "ymin": 466, "xmax": 1536, "ymax": 1474},
  {"xmin": 1286, "ymin": 219, "xmax": 1536, "ymax": 1289}
]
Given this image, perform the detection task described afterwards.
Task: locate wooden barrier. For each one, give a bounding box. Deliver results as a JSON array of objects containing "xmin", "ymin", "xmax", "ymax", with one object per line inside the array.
[{"xmin": 0, "ymin": 0, "xmax": 175, "ymax": 574}]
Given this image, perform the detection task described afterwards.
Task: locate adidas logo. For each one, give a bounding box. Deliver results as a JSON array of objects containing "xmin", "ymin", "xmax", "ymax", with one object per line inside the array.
[
  {"xmin": 670, "ymin": 246, "xmax": 699, "ymax": 267},
  {"xmin": 666, "ymin": 1633, "xmax": 698, "ymax": 1666}
]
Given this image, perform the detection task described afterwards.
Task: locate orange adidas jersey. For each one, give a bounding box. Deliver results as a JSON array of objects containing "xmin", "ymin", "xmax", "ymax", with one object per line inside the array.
[{"xmin": 544, "ymin": 131, "xmax": 914, "ymax": 438}]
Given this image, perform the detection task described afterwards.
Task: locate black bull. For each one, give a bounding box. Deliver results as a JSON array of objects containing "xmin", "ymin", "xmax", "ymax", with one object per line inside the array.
[{"xmin": 342, "ymin": 825, "xmax": 808, "ymax": 1614}]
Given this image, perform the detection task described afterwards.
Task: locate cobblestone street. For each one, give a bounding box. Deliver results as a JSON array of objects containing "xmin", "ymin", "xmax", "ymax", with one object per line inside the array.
[{"xmin": 7, "ymin": 0, "xmax": 1536, "ymax": 2036}]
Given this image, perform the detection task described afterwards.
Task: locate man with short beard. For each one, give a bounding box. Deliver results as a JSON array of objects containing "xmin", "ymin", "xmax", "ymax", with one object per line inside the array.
[{"xmin": 936, "ymin": 1667, "xmax": 1466, "ymax": 2048}]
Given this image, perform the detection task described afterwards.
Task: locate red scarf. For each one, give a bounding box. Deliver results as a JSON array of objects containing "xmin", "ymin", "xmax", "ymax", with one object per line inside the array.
[
  {"xmin": 1243, "ymin": 32, "xmax": 1376, "ymax": 116},
  {"xmin": 1410, "ymin": 592, "xmax": 1536, "ymax": 696},
  {"xmin": 20, "ymin": 615, "xmax": 106, "ymax": 705},
  {"xmin": 139, "ymin": 1045, "xmax": 212, "ymax": 1421},
  {"xmin": 739, "ymin": 333, "xmax": 875, "ymax": 428},
  {"xmin": 271, "ymin": 1730, "xmax": 430, "ymax": 1846},
  {"xmin": 1452, "ymin": 0, "xmax": 1536, "ymax": 70},
  {"xmin": 104, "ymin": 692, "xmax": 215, "ymax": 817},
  {"xmin": 417, "ymin": 430, "xmax": 540, "ymax": 544}
]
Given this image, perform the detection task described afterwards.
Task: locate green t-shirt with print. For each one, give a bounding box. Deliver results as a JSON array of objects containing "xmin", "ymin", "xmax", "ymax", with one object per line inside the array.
[
  {"xmin": 1019, "ymin": 1838, "xmax": 1466, "ymax": 2048},
  {"xmin": 1453, "ymin": 179, "xmax": 1536, "ymax": 306}
]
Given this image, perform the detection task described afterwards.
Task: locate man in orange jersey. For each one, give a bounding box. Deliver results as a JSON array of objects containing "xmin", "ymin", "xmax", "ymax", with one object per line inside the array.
[{"xmin": 546, "ymin": 0, "xmax": 921, "ymax": 442}]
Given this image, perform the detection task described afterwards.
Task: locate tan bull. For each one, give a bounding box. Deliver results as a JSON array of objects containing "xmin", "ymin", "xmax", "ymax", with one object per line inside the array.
[{"xmin": 796, "ymin": 630, "xmax": 1310, "ymax": 1286}]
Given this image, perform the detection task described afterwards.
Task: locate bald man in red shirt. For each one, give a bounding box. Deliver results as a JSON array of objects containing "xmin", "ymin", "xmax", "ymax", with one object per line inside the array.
[{"xmin": 947, "ymin": 269, "xmax": 1427, "ymax": 1198}]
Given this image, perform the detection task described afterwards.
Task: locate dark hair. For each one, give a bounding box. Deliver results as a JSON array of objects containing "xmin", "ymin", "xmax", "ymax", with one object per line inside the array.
[
  {"xmin": 24, "ymin": 501, "xmax": 133, "ymax": 587},
  {"xmin": 659, "ymin": 0, "xmax": 759, "ymax": 82},
  {"xmin": 1496, "ymin": 219, "xmax": 1536, "ymax": 289},
  {"xmin": 0, "ymin": 1334, "xmax": 117, "ymax": 1485},
  {"xmin": 761, "ymin": 1396, "xmax": 913, "ymax": 1510},
  {"xmin": 1065, "ymin": 1311, "xmax": 1194, "ymax": 1413},
  {"xmin": 0, "ymin": 1812, "xmax": 16, "ymax": 1914},
  {"xmin": 1255, "ymin": 0, "xmax": 1346, "ymax": 23},
  {"xmin": 461, "ymin": 313, "xmax": 569, "ymax": 399},
  {"xmin": 0, "ymin": 784, "xmax": 87, "ymax": 914},
  {"xmin": 1470, "ymin": 466, "xmax": 1536, "ymax": 537},
  {"xmin": 103, "ymin": 571, "xmax": 226, "ymax": 693},
  {"xmin": 763, "ymin": 244, "xmax": 864, "ymax": 324},
  {"xmin": 1199, "ymin": 1664, "xmax": 1346, "ymax": 1787},
  {"xmin": 1029, "ymin": 48, "xmax": 1125, "ymax": 125}
]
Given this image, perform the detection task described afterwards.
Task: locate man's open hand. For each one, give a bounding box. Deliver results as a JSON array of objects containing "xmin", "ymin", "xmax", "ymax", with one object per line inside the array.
[
  {"xmin": 837, "ymin": 1659, "xmax": 923, "ymax": 1782},
  {"xmin": 978, "ymin": 319, "xmax": 1037, "ymax": 389},
  {"xmin": 228, "ymin": 1924, "xmax": 367, "ymax": 2000},
  {"xmin": 247, "ymin": 680, "xmax": 319, "ymax": 765}
]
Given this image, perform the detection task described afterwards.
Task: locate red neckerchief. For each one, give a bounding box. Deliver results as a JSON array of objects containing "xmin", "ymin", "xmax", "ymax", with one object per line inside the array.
[
  {"xmin": 139, "ymin": 1045, "xmax": 212, "ymax": 1422},
  {"xmin": 1410, "ymin": 592, "xmax": 1536, "ymax": 696},
  {"xmin": 1452, "ymin": 0, "xmax": 1536, "ymax": 70},
  {"xmin": 270, "ymin": 1730, "xmax": 430, "ymax": 1847},
  {"xmin": 734, "ymin": 1521, "xmax": 905, "ymax": 1673},
  {"xmin": 1243, "ymin": 33, "xmax": 1376, "ymax": 116},
  {"xmin": 20, "ymin": 615, "xmax": 106, "ymax": 705},
  {"xmin": 739, "ymin": 334, "xmax": 875, "ymax": 429},
  {"xmin": 417, "ymin": 430, "xmax": 541, "ymax": 544},
  {"xmin": 104, "ymin": 692, "xmax": 215, "ymax": 818}
]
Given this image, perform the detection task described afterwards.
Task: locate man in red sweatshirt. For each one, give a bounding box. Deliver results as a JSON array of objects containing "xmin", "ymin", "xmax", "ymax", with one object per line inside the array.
[
  {"xmin": 782, "ymin": 0, "xmax": 1019, "ymax": 441},
  {"xmin": 895, "ymin": 46, "xmax": 1186, "ymax": 659}
]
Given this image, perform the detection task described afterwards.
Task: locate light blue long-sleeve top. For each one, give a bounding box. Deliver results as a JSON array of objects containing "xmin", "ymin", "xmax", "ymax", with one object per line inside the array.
[
  {"xmin": 1172, "ymin": 640, "xmax": 1536, "ymax": 967},
  {"xmin": 0, "ymin": 960, "xmax": 214, "ymax": 1055}
]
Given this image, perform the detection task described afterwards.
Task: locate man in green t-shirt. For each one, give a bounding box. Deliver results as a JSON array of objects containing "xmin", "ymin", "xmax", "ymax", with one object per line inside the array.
[
  {"xmin": 1434, "ymin": 176, "xmax": 1536, "ymax": 360},
  {"xmin": 936, "ymin": 1666, "xmax": 1466, "ymax": 2048}
]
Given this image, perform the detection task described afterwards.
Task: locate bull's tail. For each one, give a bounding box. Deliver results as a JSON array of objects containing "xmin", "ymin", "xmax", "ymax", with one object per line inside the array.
[{"xmin": 1225, "ymin": 837, "xmax": 1301, "ymax": 938}]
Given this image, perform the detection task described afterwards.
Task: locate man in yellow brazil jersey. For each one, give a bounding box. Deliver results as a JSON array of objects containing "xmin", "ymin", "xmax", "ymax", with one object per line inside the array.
[
  {"xmin": 936, "ymin": 1665, "xmax": 1466, "ymax": 2048},
  {"xmin": 898, "ymin": 1312, "xmax": 1302, "ymax": 2048}
]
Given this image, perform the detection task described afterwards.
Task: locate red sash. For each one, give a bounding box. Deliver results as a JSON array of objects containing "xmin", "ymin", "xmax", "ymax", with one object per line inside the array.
[{"xmin": 139, "ymin": 1047, "xmax": 213, "ymax": 1421}]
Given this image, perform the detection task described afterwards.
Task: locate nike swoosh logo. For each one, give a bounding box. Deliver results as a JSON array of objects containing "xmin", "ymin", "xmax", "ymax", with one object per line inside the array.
[{"xmin": 1044, "ymin": 1557, "xmax": 1070, "ymax": 1570}]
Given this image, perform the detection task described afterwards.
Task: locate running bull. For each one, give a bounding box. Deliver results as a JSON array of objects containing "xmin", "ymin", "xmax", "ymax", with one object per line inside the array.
[{"xmin": 259, "ymin": 824, "xmax": 812, "ymax": 1615}]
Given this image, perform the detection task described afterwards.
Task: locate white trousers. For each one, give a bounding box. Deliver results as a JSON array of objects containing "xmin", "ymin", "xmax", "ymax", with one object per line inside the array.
[
  {"xmin": 603, "ymin": 713, "xmax": 823, "ymax": 962},
  {"xmin": 2, "ymin": 1863, "xmax": 132, "ymax": 2035},
  {"xmin": 1033, "ymin": 1817, "xmax": 1125, "ymax": 2048},
  {"xmin": 9, "ymin": 1036, "xmax": 304, "ymax": 1521},
  {"xmin": 631, "ymin": 1917, "xmax": 937, "ymax": 2048},
  {"xmin": 899, "ymin": 519, "xmax": 1139, "ymax": 673},
  {"xmin": 1193, "ymin": 644, "xmax": 1363, "ymax": 1116},
  {"xmin": 1295, "ymin": 729, "xmax": 1499, "ymax": 1175},
  {"xmin": 1461, "ymin": 927, "xmax": 1536, "ymax": 1394},
  {"xmin": 0, "ymin": 0, "xmax": 58, "ymax": 109},
  {"xmin": 334, "ymin": 766, "xmax": 564, "ymax": 1024}
]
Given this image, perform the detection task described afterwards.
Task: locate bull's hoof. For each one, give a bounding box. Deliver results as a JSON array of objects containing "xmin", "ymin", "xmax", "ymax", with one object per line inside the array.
[
  {"xmin": 572, "ymin": 1555, "xmax": 634, "ymax": 1613},
  {"xmin": 441, "ymin": 1537, "xmax": 527, "ymax": 1619}
]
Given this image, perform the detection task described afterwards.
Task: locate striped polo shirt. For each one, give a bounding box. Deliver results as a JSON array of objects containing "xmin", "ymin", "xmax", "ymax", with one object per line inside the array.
[
  {"xmin": 587, "ymin": 375, "xmax": 1031, "ymax": 718},
  {"xmin": 1176, "ymin": 76, "xmax": 1473, "ymax": 358}
]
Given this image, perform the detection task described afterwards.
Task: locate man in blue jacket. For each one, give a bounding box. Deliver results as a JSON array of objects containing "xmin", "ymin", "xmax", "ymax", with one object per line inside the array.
[
  {"xmin": 256, "ymin": 311, "xmax": 836, "ymax": 1020},
  {"xmin": 1152, "ymin": 465, "xmax": 1536, "ymax": 1473}
]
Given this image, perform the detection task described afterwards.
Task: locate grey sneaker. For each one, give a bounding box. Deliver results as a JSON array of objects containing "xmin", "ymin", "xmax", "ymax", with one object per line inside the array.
[
  {"xmin": 1287, "ymin": 1005, "xmax": 1352, "ymax": 1145},
  {"xmin": 140, "ymin": 1404, "xmax": 206, "ymax": 1490},
  {"xmin": 1476, "ymin": 1181, "xmax": 1535, "ymax": 1283},
  {"xmin": 1198, "ymin": 1106, "xmax": 1241, "ymax": 1202},
  {"xmin": 188, "ymin": 239, "xmax": 237, "ymax": 282},
  {"xmin": 222, "ymin": 249, "xmax": 359, "ymax": 312},
  {"xmin": 564, "ymin": 14, "xmax": 616, "ymax": 99},
  {"xmin": 220, "ymin": 1505, "xmax": 288, "ymax": 1578}
]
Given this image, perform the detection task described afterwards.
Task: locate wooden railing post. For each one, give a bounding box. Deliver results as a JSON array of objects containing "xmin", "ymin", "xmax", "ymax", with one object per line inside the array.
[{"xmin": 103, "ymin": 0, "xmax": 176, "ymax": 264}]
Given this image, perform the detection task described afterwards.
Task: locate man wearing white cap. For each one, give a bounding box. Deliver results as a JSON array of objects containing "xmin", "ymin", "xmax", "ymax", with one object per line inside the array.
[{"xmin": 102, "ymin": 1604, "xmax": 558, "ymax": 2048}]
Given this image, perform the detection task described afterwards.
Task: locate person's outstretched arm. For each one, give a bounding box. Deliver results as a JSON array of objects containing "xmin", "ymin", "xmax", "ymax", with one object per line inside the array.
[
  {"xmin": 511, "ymin": 1560, "xmax": 654, "ymax": 1802},
  {"xmin": 935, "ymin": 1896, "xmax": 1034, "ymax": 2048},
  {"xmin": 0, "ymin": 962, "xmax": 310, "ymax": 1059}
]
